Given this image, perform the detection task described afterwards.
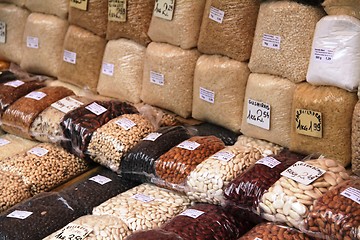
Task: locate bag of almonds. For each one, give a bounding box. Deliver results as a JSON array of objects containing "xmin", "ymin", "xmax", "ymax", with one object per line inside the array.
[{"xmin": 300, "ymin": 179, "xmax": 360, "ymax": 240}]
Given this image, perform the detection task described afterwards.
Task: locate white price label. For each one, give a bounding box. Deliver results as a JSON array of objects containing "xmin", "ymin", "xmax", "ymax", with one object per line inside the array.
[
  {"xmin": 85, "ymin": 102, "xmax": 107, "ymax": 116},
  {"xmin": 53, "ymin": 223, "xmax": 92, "ymax": 240},
  {"xmin": 200, "ymin": 87, "xmax": 215, "ymax": 104},
  {"xmin": 254, "ymin": 238, "xmax": 262, "ymax": 240},
  {"xmin": 262, "ymin": 33, "xmax": 281, "ymax": 50},
  {"xmin": 281, "ymin": 161, "xmax": 326, "ymax": 186},
  {"xmin": 0, "ymin": 138, "xmax": 10, "ymax": 147},
  {"xmin": 26, "ymin": 36, "xmax": 39, "ymax": 49},
  {"xmin": 341, "ymin": 187, "xmax": 360, "ymax": 205},
  {"xmin": 177, "ymin": 140, "xmax": 200, "ymax": 151},
  {"xmin": 153, "ymin": 0, "xmax": 175, "ymax": 21},
  {"xmin": 0, "ymin": 21, "xmax": 6, "ymax": 44},
  {"xmin": 63, "ymin": 50, "xmax": 77, "ymax": 64},
  {"xmin": 256, "ymin": 157, "xmax": 281, "ymax": 168},
  {"xmin": 212, "ymin": 151, "xmax": 235, "ymax": 162},
  {"xmin": 209, "ymin": 6, "xmax": 224, "ymax": 24},
  {"xmin": 246, "ymin": 99, "xmax": 271, "ymax": 130},
  {"xmin": 101, "ymin": 62, "xmax": 115, "ymax": 76},
  {"xmin": 51, "ymin": 97, "xmax": 84, "ymax": 114},
  {"xmin": 7, "ymin": 210, "xmax": 33, "ymax": 220},
  {"xmin": 314, "ymin": 48, "xmax": 334, "ymax": 63},
  {"xmin": 25, "ymin": 91, "xmax": 47, "ymax": 101},
  {"xmin": 150, "ymin": 71, "xmax": 164, "ymax": 86},
  {"xmin": 116, "ymin": 118, "xmax": 137, "ymax": 130},
  {"xmin": 89, "ymin": 175, "xmax": 112, "ymax": 185},
  {"xmin": 132, "ymin": 193, "xmax": 155, "ymax": 203},
  {"xmin": 4, "ymin": 80, "xmax": 24, "ymax": 88},
  {"xmin": 28, "ymin": 147, "xmax": 49, "ymax": 157},
  {"xmin": 108, "ymin": 0, "xmax": 127, "ymax": 22},
  {"xmin": 143, "ymin": 132, "xmax": 162, "ymax": 141},
  {"xmin": 179, "ymin": 209, "xmax": 204, "ymax": 219}
]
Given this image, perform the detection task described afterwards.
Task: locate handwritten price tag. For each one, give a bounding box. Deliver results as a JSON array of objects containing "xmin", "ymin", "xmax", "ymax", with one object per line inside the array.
[
  {"xmin": 143, "ymin": 132, "xmax": 162, "ymax": 141},
  {"xmin": 101, "ymin": 62, "xmax": 115, "ymax": 76},
  {"xmin": 70, "ymin": 0, "xmax": 88, "ymax": 11},
  {"xmin": 295, "ymin": 109, "xmax": 322, "ymax": 138},
  {"xmin": 51, "ymin": 97, "xmax": 84, "ymax": 114},
  {"xmin": 246, "ymin": 99, "xmax": 271, "ymax": 130},
  {"xmin": 85, "ymin": 102, "xmax": 107, "ymax": 116},
  {"xmin": 63, "ymin": 50, "xmax": 77, "ymax": 65},
  {"xmin": 108, "ymin": 0, "xmax": 127, "ymax": 22},
  {"xmin": 4, "ymin": 80, "xmax": 24, "ymax": 88},
  {"xmin": 132, "ymin": 194, "xmax": 155, "ymax": 203},
  {"xmin": 25, "ymin": 91, "xmax": 47, "ymax": 101},
  {"xmin": 26, "ymin": 36, "xmax": 39, "ymax": 49},
  {"xmin": 53, "ymin": 223, "xmax": 92, "ymax": 240},
  {"xmin": 281, "ymin": 161, "xmax": 326, "ymax": 185},
  {"xmin": 150, "ymin": 71, "xmax": 164, "ymax": 86},
  {"xmin": 256, "ymin": 157, "xmax": 281, "ymax": 169},
  {"xmin": 212, "ymin": 151, "xmax": 235, "ymax": 162},
  {"xmin": 115, "ymin": 118, "xmax": 137, "ymax": 131},
  {"xmin": 153, "ymin": 0, "xmax": 175, "ymax": 21}
]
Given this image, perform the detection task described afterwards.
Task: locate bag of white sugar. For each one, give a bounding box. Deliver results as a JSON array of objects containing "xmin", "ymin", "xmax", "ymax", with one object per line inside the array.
[
  {"xmin": 25, "ymin": 0, "xmax": 69, "ymax": 19},
  {"xmin": 322, "ymin": 0, "xmax": 360, "ymax": 20}
]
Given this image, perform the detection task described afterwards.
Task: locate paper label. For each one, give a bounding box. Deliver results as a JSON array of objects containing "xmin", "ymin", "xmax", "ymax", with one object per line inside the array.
[
  {"xmin": 89, "ymin": 175, "xmax": 112, "ymax": 185},
  {"xmin": 132, "ymin": 193, "xmax": 155, "ymax": 203},
  {"xmin": 212, "ymin": 151, "xmax": 235, "ymax": 162},
  {"xmin": 85, "ymin": 102, "xmax": 107, "ymax": 116},
  {"xmin": 341, "ymin": 187, "xmax": 360, "ymax": 205},
  {"xmin": 115, "ymin": 118, "xmax": 137, "ymax": 131},
  {"xmin": 256, "ymin": 157, "xmax": 281, "ymax": 168},
  {"xmin": 26, "ymin": 36, "xmax": 39, "ymax": 49},
  {"xmin": 200, "ymin": 87, "xmax": 215, "ymax": 104},
  {"xmin": 25, "ymin": 91, "xmax": 47, "ymax": 101},
  {"xmin": 209, "ymin": 6, "xmax": 224, "ymax": 24},
  {"xmin": 28, "ymin": 147, "xmax": 49, "ymax": 157},
  {"xmin": 179, "ymin": 209, "xmax": 204, "ymax": 219},
  {"xmin": 314, "ymin": 48, "xmax": 334, "ymax": 63},
  {"xmin": 262, "ymin": 33, "xmax": 281, "ymax": 50},
  {"xmin": 177, "ymin": 140, "xmax": 200, "ymax": 151},
  {"xmin": 101, "ymin": 62, "xmax": 115, "ymax": 76},
  {"xmin": 246, "ymin": 99, "xmax": 271, "ymax": 130},
  {"xmin": 281, "ymin": 161, "xmax": 326, "ymax": 186},
  {"xmin": 108, "ymin": 0, "xmax": 127, "ymax": 22},
  {"xmin": 150, "ymin": 71, "xmax": 164, "ymax": 86},
  {"xmin": 53, "ymin": 223, "xmax": 92, "ymax": 240},
  {"xmin": 254, "ymin": 238, "xmax": 262, "ymax": 240},
  {"xmin": 153, "ymin": 0, "xmax": 175, "ymax": 21},
  {"xmin": 4, "ymin": 80, "xmax": 24, "ymax": 88},
  {"xmin": 51, "ymin": 97, "xmax": 84, "ymax": 114},
  {"xmin": 0, "ymin": 138, "xmax": 10, "ymax": 147},
  {"xmin": 63, "ymin": 50, "xmax": 77, "ymax": 64},
  {"xmin": 143, "ymin": 132, "xmax": 162, "ymax": 141},
  {"xmin": 0, "ymin": 21, "xmax": 6, "ymax": 44},
  {"xmin": 70, "ymin": 0, "xmax": 88, "ymax": 11},
  {"xmin": 295, "ymin": 109, "xmax": 322, "ymax": 138},
  {"xmin": 7, "ymin": 210, "xmax": 33, "ymax": 220}
]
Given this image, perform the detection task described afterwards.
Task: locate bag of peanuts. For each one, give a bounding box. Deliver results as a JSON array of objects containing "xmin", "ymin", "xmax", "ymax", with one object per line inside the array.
[
  {"xmin": 126, "ymin": 229, "xmax": 183, "ymax": 240},
  {"xmin": 300, "ymin": 179, "xmax": 360, "ymax": 240},
  {"xmin": 0, "ymin": 134, "xmax": 38, "ymax": 161}
]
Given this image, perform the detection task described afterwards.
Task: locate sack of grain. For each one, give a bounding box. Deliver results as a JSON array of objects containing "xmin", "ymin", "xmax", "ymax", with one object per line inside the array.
[
  {"xmin": 68, "ymin": 0, "xmax": 107, "ymax": 37},
  {"xmin": 148, "ymin": 0, "xmax": 206, "ymax": 50},
  {"xmin": 25, "ymin": 0, "xmax": 69, "ymax": 19},
  {"xmin": 0, "ymin": 3, "xmax": 29, "ymax": 64},
  {"xmin": 306, "ymin": 15, "xmax": 360, "ymax": 92},
  {"xmin": 240, "ymin": 73, "xmax": 296, "ymax": 148},
  {"xmin": 140, "ymin": 42, "xmax": 200, "ymax": 118},
  {"xmin": 20, "ymin": 13, "xmax": 69, "ymax": 77},
  {"xmin": 0, "ymin": 0, "xmax": 25, "ymax": 7},
  {"xmin": 97, "ymin": 39, "xmax": 145, "ymax": 104},
  {"xmin": 106, "ymin": 0, "xmax": 154, "ymax": 46},
  {"xmin": 352, "ymin": 101, "xmax": 360, "ymax": 176},
  {"xmin": 290, "ymin": 83, "xmax": 357, "ymax": 167},
  {"xmin": 58, "ymin": 25, "xmax": 106, "ymax": 92},
  {"xmin": 248, "ymin": 1, "xmax": 325, "ymax": 83},
  {"xmin": 192, "ymin": 55, "xmax": 249, "ymax": 132},
  {"xmin": 322, "ymin": 0, "xmax": 360, "ymax": 20},
  {"xmin": 197, "ymin": 0, "xmax": 260, "ymax": 61}
]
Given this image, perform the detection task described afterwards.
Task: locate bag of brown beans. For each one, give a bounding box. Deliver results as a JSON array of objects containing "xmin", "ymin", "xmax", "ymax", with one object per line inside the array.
[{"xmin": 126, "ymin": 229, "xmax": 183, "ymax": 240}]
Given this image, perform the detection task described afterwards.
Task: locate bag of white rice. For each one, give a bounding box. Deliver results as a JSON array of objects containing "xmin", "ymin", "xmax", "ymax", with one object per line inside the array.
[
  {"xmin": 58, "ymin": 25, "xmax": 106, "ymax": 92},
  {"xmin": 197, "ymin": 0, "xmax": 260, "ymax": 61},
  {"xmin": 0, "ymin": 0, "xmax": 25, "ymax": 7},
  {"xmin": 240, "ymin": 73, "xmax": 296, "ymax": 148},
  {"xmin": 322, "ymin": 0, "xmax": 360, "ymax": 20},
  {"xmin": 140, "ymin": 42, "xmax": 200, "ymax": 118},
  {"xmin": 0, "ymin": 3, "xmax": 29, "ymax": 64},
  {"xmin": 97, "ymin": 39, "xmax": 145, "ymax": 104},
  {"xmin": 147, "ymin": 0, "xmax": 206, "ymax": 50},
  {"xmin": 192, "ymin": 54, "xmax": 249, "ymax": 132},
  {"xmin": 248, "ymin": 1, "xmax": 325, "ymax": 83},
  {"xmin": 24, "ymin": 0, "xmax": 69, "ymax": 19}
]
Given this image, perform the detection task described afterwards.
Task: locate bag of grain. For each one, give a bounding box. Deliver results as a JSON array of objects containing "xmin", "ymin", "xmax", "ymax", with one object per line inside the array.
[
  {"xmin": 352, "ymin": 101, "xmax": 360, "ymax": 176},
  {"xmin": 197, "ymin": 0, "xmax": 260, "ymax": 61},
  {"xmin": 46, "ymin": 80, "xmax": 83, "ymax": 96},
  {"xmin": 322, "ymin": 0, "xmax": 360, "ymax": 20},
  {"xmin": 248, "ymin": 1, "xmax": 325, "ymax": 83},
  {"xmin": 140, "ymin": 42, "xmax": 200, "ymax": 118},
  {"xmin": 58, "ymin": 25, "xmax": 107, "ymax": 92},
  {"xmin": 0, "ymin": 134, "xmax": 38, "ymax": 161},
  {"xmin": 0, "ymin": 3, "xmax": 29, "ymax": 64},
  {"xmin": 0, "ymin": 0, "xmax": 25, "ymax": 7},
  {"xmin": 306, "ymin": 15, "xmax": 360, "ymax": 92},
  {"xmin": 24, "ymin": 0, "xmax": 69, "ymax": 19},
  {"xmin": 147, "ymin": 0, "xmax": 206, "ymax": 50},
  {"xmin": 192, "ymin": 55, "xmax": 249, "ymax": 133},
  {"xmin": 290, "ymin": 83, "xmax": 357, "ymax": 167}
]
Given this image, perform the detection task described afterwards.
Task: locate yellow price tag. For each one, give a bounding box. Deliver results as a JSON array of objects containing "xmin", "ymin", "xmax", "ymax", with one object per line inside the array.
[
  {"xmin": 108, "ymin": 0, "xmax": 127, "ymax": 22},
  {"xmin": 70, "ymin": 0, "xmax": 88, "ymax": 11},
  {"xmin": 295, "ymin": 109, "xmax": 322, "ymax": 138}
]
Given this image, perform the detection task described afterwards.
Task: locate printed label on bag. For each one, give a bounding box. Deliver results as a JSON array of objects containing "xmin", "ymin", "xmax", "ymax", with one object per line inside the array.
[
  {"xmin": 179, "ymin": 209, "xmax": 204, "ymax": 219},
  {"xmin": 200, "ymin": 87, "xmax": 215, "ymax": 104},
  {"xmin": 212, "ymin": 151, "xmax": 235, "ymax": 162},
  {"xmin": 150, "ymin": 71, "xmax": 164, "ymax": 86},
  {"xmin": 177, "ymin": 140, "xmax": 200, "ymax": 151},
  {"xmin": 209, "ymin": 6, "xmax": 224, "ymax": 24},
  {"xmin": 262, "ymin": 33, "xmax": 281, "ymax": 50},
  {"xmin": 89, "ymin": 175, "xmax": 112, "ymax": 185},
  {"xmin": 246, "ymin": 99, "xmax": 271, "ymax": 130},
  {"xmin": 153, "ymin": 0, "xmax": 175, "ymax": 21},
  {"xmin": 0, "ymin": 138, "xmax": 10, "ymax": 147},
  {"xmin": 7, "ymin": 210, "xmax": 33, "ymax": 220},
  {"xmin": 26, "ymin": 36, "xmax": 39, "ymax": 49},
  {"xmin": 132, "ymin": 194, "xmax": 155, "ymax": 203},
  {"xmin": 53, "ymin": 223, "xmax": 92, "ymax": 240},
  {"xmin": 295, "ymin": 109, "xmax": 322, "ymax": 138},
  {"xmin": 256, "ymin": 157, "xmax": 281, "ymax": 168},
  {"xmin": 85, "ymin": 102, "xmax": 107, "ymax": 116},
  {"xmin": 0, "ymin": 21, "xmax": 6, "ymax": 44},
  {"xmin": 70, "ymin": 0, "xmax": 88, "ymax": 11},
  {"xmin": 143, "ymin": 132, "xmax": 162, "ymax": 141},
  {"xmin": 25, "ymin": 91, "xmax": 47, "ymax": 101},
  {"xmin": 101, "ymin": 62, "xmax": 115, "ymax": 76},
  {"xmin": 341, "ymin": 187, "xmax": 360, "ymax": 204},
  {"xmin": 281, "ymin": 161, "xmax": 326, "ymax": 185},
  {"xmin": 115, "ymin": 118, "xmax": 137, "ymax": 130},
  {"xmin": 314, "ymin": 48, "xmax": 334, "ymax": 63},
  {"xmin": 254, "ymin": 238, "xmax": 262, "ymax": 240},
  {"xmin": 28, "ymin": 147, "xmax": 49, "ymax": 157},
  {"xmin": 4, "ymin": 80, "xmax": 24, "ymax": 88},
  {"xmin": 63, "ymin": 50, "xmax": 77, "ymax": 64},
  {"xmin": 108, "ymin": 0, "xmax": 127, "ymax": 22},
  {"xmin": 51, "ymin": 97, "xmax": 84, "ymax": 114}
]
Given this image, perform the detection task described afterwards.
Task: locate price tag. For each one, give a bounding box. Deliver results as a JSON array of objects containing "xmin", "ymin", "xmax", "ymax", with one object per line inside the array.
[
  {"xmin": 256, "ymin": 157, "xmax": 281, "ymax": 169},
  {"xmin": 0, "ymin": 21, "xmax": 6, "ymax": 44},
  {"xmin": 26, "ymin": 36, "xmax": 39, "ymax": 49},
  {"xmin": 7, "ymin": 210, "xmax": 33, "ymax": 220},
  {"xmin": 51, "ymin": 97, "xmax": 84, "ymax": 114},
  {"xmin": 153, "ymin": 0, "xmax": 175, "ymax": 21},
  {"xmin": 132, "ymin": 194, "xmax": 155, "ymax": 203},
  {"xmin": 70, "ymin": 0, "xmax": 88, "ymax": 11},
  {"xmin": 314, "ymin": 48, "xmax": 334, "ymax": 63},
  {"xmin": 262, "ymin": 33, "xmax": 281, "ymax": 50},
  {"xmin": 85, "ymin": 102, "xmax": 107, "ymax": 116},
  {"xmin": 179, "ymin": 209, "xmax": 204, "ymax": 219},
  {"xmin": 246, "ymin": 99, "xmax": 271, "ymax": 130},
  {"xmin": 101, "ymin": 62, "xmax": 115, "ymax": 76},
  {"xmin": 281, "ymin": 161, "xmax": 326, "ymax": 186},
  {"xmin": 295, "ymin": 109, "xmax": 322, "ymax": 138},
  {"xmin": 212, "ymin": 151, "xmax": 235, "ymax": 162},
  {"xmin": 150, "ymin": 71, "xmax": 164, "ymax": 86},
  {"xmin": 25, "ymin": 91, "xmax": 47, "ymax": 101},
  {"xmin": 0, "ymin": 138, "xmax": 10, "ymax": 147},
  {"xmin": 209, "ymin": 6, "xmax": 224, "ymax": 24},
  {"xmin": 89, "ymin": 175, "xmax": 112, "ymax": 185},
  {"xmin": 177, "ymin": 140, "xmax": 200, "ymax": 151},
  {"xmin": 115, "ymin": 118, "xmax": 137, "ymax": 131},
  {"xmin": 63, "ymin": 50, "xmax": 77, "ymax": 64},
  {"xmin": 341, "ymin": 187, "xmax": 360, "ymax": 205},
  {"xmin": 254, "ymin": 238, "xmax": 262, "ymax": 240},
  {"xmin": 28, "ymin": 147, "xmax": 49, "ymax": 157},
  {"xmin": 108, "ymin": 0, "xmax": 127, "ymax": 22},
  {"xmin": 143, "ymin": 132, "xmax": 162, "ymax": 141},
  {"xmin": 53, "ymin": 223, "xmax": 92, "ymax": 240},
  {"xmin": 200, "ymin": 87, "xmax": 215, "ymax": 104},
  {"xmin": 4, "ymin": 80, "xmax": 24, "ymax": 88}
]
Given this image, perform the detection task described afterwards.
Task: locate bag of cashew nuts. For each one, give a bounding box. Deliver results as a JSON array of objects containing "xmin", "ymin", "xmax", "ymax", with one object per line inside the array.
[
  {"xmin": 300, "ymin": 179, "xmax": 360, "ymax": 240},
  {"xmin": 120, "ymin": 126, "xmax": 193, "ymax": 183},
  {"xmin": 60, "ymin": 100, "xmax": 139, "ymax": 159}
]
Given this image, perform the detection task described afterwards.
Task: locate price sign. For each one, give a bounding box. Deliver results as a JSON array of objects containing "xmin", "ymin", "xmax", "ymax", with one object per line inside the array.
[
  {"xmin": 209, "ymin": 6, "xmax": 224, "ymax": 24},
  {"xmin": 0, "ymin": 21, "xmax": 6, "ymax": 44},
  {"xmin": 150, "ymin": 71, "xmax": 165, "ymax": 86},
  {"xmin": 256, "ymin": 157, "xmax": 281, "ymax": 168},
  {"xmin": 0, "ymin": 138, "xmax": 10, "ymax": 147},
  {"xmin": 70, "ymin": 0, "xmax": 88, "ymax": 11},
  {"xmin": 63, "ymin": 50, "xmax": 77, "ymax": 64},
  {"xmin": 281, "ymin": 161, "xmax": 326, "ymax": 185},
  {"xmin": 4, "ymin": 80, "xmax": 24, "ymax": 88},
  {"xmin": 262, "ymin": 33, "xmax": 281, "ymax": 50},
  {"xmin": 132, "ymin": 194, "xmax": 155, "ymax": 203},
  {"xmin": 51, "ymin": 97, "xmax": 84, "ymax": 114},
  {"xmin": 85, "ymin": 102, "xmax": 107, "ymax": 116},
  {"xmin": 53, "ymin": 223, "xmax": 92, "ymax": 240},
  {"xmin": 153, "ymin": 0, "xmax": 175, "ymax": 21},
  {"xmin": 212, "ymin": 151, "xmax": 235, "ymax": 162},
  {"xmin": 246, "ymin": 99, "xmax": 271, "ymax": 130},
  {"xmin": 28, "ymin": 147, "xmax": 49, "ymax": 157},
  {"xmin": 314, "ymin": 48, "xmax": 334, "ymax": 63},
  {"xmin": 295, "ymin": 109, "xmax": 322, "ymax": 138},
  {"xmin": 179, "ymin": 209, "xmax": 204, "ymax": 219},
  {"xmin": 7, "ymin": 210, "xmax": 33, "ymax": 220},
  {"xmin": 177, "ymin": 140, "xmax": 200, "ymax": 151},
  {"xmin": 108, "ymin": 0, "xmax": 127, "ymax": 22},
  {"xmin": 115, "ymin": 118, "xmax": 137, "ymax": 131},
  {"xmin": 341, "ymin": 187, "xmax": 360, "ymax": 205},
  {"xmin": 89, "ymin": 175, "xmax": 112, "ymax": 185},
  {"xmin": 200, "ymin": 87, "xmax": 215, "ymax": 104},
  {"xmin": 143, "ymin": 132, "xmax": 162, "ymax": 141},
  {"xmin": 25, "ymin": 91, "xmax": 47, "ymax": 101}
]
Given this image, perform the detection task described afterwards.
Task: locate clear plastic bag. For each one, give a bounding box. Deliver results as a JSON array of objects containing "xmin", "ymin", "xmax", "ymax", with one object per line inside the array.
[
  {"xmin": 322, "ymin": 0, "xmax": 360, "ymax": 20},
  {"xmin": 0, "ymin": 134, "xmax": 38, "ymax": 161},
  {"xmin": 126, "ymin": 229, "xmax": 183, "ymax": 240},
  {"xmin": 24, "ymin": 0, "xmax": 69, "ymax": 19}
]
